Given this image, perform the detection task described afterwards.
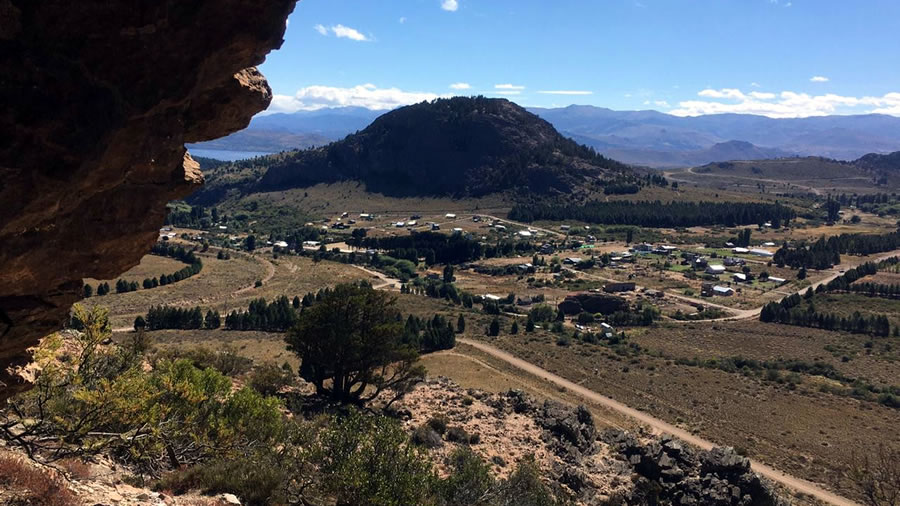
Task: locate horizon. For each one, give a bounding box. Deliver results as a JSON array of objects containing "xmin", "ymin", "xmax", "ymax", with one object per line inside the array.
[{"xmin": 259, "ymin": 0, "xmax": 900, "ymax": 119}]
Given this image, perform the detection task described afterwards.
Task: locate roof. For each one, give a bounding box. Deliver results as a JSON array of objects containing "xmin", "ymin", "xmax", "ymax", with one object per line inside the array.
[
  {"xmin": 713, "ymin": 286, "xmax": 734, "ymax": 294},
  {"xmin": 732, "ymin": 247, "xmax": 749, "ymax": 254},
  {"xmin": 707, "ymin": 264, "xmax": 726, "ymax": 272},
  {"xmin": 483, "ymin": 294, "xmax": 502, "ymax": 301},
  {"xmin": 750, "ymin": 248, "xmax": 774, "ymax": 256},
  {"xmin": 768, "ymin": 276, "xmax": 786, "ymax": 283},
  {"xmin": 732, "ymin": 273, "xmax": 747, "ymax": 281}
]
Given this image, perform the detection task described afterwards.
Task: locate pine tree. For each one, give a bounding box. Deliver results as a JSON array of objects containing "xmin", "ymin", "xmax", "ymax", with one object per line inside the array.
[
  {"xmin": 487, "ymin": 317, "xmax": 500, "ymax": 337},
  {"xmin": 510, "ymin": 320, "xmax": 519, "ymax": 334},
  {"xmin": 457, "ymin": 314, "xmax": 466, "ymax": 334},
  {"xmin": 83, "ymin": 284, "xmax": 93, "ymax": 298},
  {"xmin": 134, "ymin": 315, "xmax": 146, "ymax": 330},
  {"xmin": 526, "ymin": 316, "xmax": 535, "ymax": 332}
]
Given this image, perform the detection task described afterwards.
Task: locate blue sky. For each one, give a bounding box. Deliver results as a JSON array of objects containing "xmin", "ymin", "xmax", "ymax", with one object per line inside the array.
[{"xmin": 260, "ymin": 0, "xmax": 900, "ymax": 117}]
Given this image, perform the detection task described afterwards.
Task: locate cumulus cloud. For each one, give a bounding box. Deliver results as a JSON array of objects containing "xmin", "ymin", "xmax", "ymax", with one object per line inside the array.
[
  {"xmin": 441, "ymin": 0, "xmax": 458, "ymax": 11},
  {"xmin": 495, "ymin": 84, "xmax": 525, "ymax": 90},
  {"xmin": 537, "ymin": 90, "xmax": 593, "ymax": 95},
  {"xmin": 449, "ymin": 82, "xmax": 471, "ymax": 90},
  {"xmin": 313, "ymin": 24, "xmax": 370, "ymax": 41},
  {"xmin": 268, "ymin": 84, "xmax": 446, "ymax": 113},
  {"xmin": 810, "ymin": 76, "xmax": 829, "ymax": 82},
  {"xmin": 669, "ymin": 87, "xmax": 900, "ymax": 118}
]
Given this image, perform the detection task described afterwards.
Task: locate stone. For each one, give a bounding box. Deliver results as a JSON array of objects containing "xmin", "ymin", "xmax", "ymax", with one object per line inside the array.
[{"xmin": 0, "ymin": 0, "xmax": 296, "ymax": 401}]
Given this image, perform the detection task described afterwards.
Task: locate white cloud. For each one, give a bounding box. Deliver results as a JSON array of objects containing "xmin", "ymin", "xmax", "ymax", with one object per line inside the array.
[
  {"xmin": 449, "ymin": 82, "xmax": 471, "ymax": 90},
  {"xmin": 313, "ymin": 24, "xmax": 328, "ymax": 36},
  {"xmin": 654, "ymin": 100, "xmax": 670, "ymax": 108},
  {"xmin": 441, "ymin": 0, "xmax": 458, "ymax": 11},
  {"xmin": 268, "ymin": 84, "xmax": 446, "ymax": 113},
  {"xmin": 492, "ymin": 90, "xmax": 522, "ymax": 96},
  {"xmin": 495, "ymin": 84, "xmax": 525, "ymax": 90},
  {"xmin": 537, "ymin": 90, "xmax": 593, "ymax": 95},
  {"xmin": 750, "ymin": 82, "xmax": 761, "ymax": 88},
  {"xmin": 332, "ymin": 24, "xmax": 369, "ymax": 41},
  {"xmin": 399, "ymin": 17, "xmax": 407, "ymax": 24},
  {"xmin": 810, "ymin": 76, "xmax": 829, "ymax": 82},
  {"xmin": 669, "ymin": 87, "xmax": 900, "ymax": 118}
]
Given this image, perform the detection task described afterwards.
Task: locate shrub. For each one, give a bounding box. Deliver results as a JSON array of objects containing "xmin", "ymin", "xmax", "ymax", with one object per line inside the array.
[
  {"xmin": 247, "ymin": 362, "xmax": 293, "ymax": 396},
  {"xmin": 412, "ymin": 425, "xmax": 444, "ymax": 449},
  {"xmin": 446, "ymin": 426, "xmax": 469, "ymax": 443},
  {"xmin": 155, "ymin": 452, "xmax": 287, "ymax": 506},
  {"xmin": 0, "ymin": 455, "xmax": 78, "ymax": 506},
  {"xmin": 427, "ymin": 414, "xmax": 449, "ymax": 435}
]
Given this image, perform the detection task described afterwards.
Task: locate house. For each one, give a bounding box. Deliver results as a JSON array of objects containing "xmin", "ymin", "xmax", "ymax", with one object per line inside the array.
[
  {"xmin": 732, "ymin": 273, "xmax": 747, "ymax": 282},
  {"xmin": 394, "ymin": 221, "xmax": 405, "ymax": 228},
  {"xmin": 359, "ymin": 213, "xmax": 373, "ymax": 221},
  {"xmin": 763, "ymin": 241, "xmax": 776, "ymax": 247},
  {"xmin": 560, "ymin": 225, "xmax": 571, "ymax": 231},
  {"xmin": 660, "ymin": 245, "xmax": 678, "ymax": 252},
  {"xmin": 732, "ymin": 247, "xmax": 750, "ymax": 254},
  {"xmin": 218, "ymin": 225, "xmax": 227, "ymax": 230},
  {"xmin": 410, "ymin": 214, "xmax": 422, "ymax": 220},
  {"xmin": 406, "ymin": 220, "xmax": 417, "ymax": 226},
  {"xmin": 713, "ymin": 286, "xmax": 734, "ymax": 296},
  {"xmin": 706, "ymin": 264, "xmax": 726, "ymax": 275},
  {"xmin": 303, "ymin": 241, "xmax": 321, "ymax": 248},
  {"xmin": 431, "ymin": 223, "xmax": 441, "ymax": 231},
  {"xmin": 273, "ymin": 241, "xmax": 289, "ymax": 248},
  {"xmin": 563, "ymin": 257, "xmax": 582, "ymax": 265},
  {"xmin": 517, "ymin": 230, "xmax": 533, "ymax": 238},
  {"xmin": 633, "ymin": 243, "xmax": 653, "ymax": 252},
  {"xmin": 768, "ymin": 276, "xmax": 787, "ymax": 285},
  {"xmin": 540, "ymin": 243, "xmax": 555, "ymax": 254},
  {"xmin": 445, "ymin": 213, "xmax": 457, "ymax": 219},
  {"xmin": 494, "ymin": 224, "xmax": 507, "ymax": 231},
  {"xmin": 603, "ymin": 282, "xmax": 636, "ymax": 293},
  {"xmin": 452, "ymin": 228, "xmax": 464, "ymax": 234},
  {"xmin": 483, "ymin": 294, "xmax": 502, "ymax": 302},
  {"xmin": 750, "ymin": 248, "xmax": 774, "ymax": 257},
  {"xmin": 341, "ymin": 212, "xmax": 349, "ymax": 218}
]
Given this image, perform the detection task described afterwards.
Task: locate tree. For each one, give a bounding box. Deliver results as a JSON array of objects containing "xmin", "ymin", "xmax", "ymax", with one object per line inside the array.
[
  {"xmin": 204, "ymin": 310, "xmax": 221, "ymax": 329},
  {"xmin": 285, "ymin": 283, "xmax": 424, "ymax": 404},
  {"xmin": 83, "ymin": 284, "xmax": 93, "ymax": 298},
  {"xmin": 510, "ymin": 320, "xmax": 519, "ymax": 334},
  {"xmin": 443, "ymin": 264, "xmax": 455, "ymax": 283},
  {"xmin": 487, "ymin": 318, "xmax": 500, "ymax": 337},
  {"xmin": 849, "ymin": 445, "xmax": 900, "ymax": 506},
  {"xmin": 625, "ymin": 228, "xmax": 634, "ymax": 244},
  {"xmin": 526, "ymin": 316, "xmax": 535, "ymax": 332},
  {"xmin": 246, "ymin": 235, "xmax": 256, "ymax": 252},
  {"xmin": 292, "ymin": 295, "xmax": 301, "ymax": 309},
  {"xmin": 456, "ymin": 314, "xmax": 466, "ymax": 334},
  {"xmin": 798, "ymin": 267, "xmax": 807, "ymax": 280},
  {"xmin": 134, "ymin": 315, "xmax": 146, "ymax": 330}
]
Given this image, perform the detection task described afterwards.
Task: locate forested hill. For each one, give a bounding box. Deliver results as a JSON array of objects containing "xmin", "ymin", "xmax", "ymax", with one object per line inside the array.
[{"xmin": 194, "ymin": 96, "xmax": 632, "ymax": 200}]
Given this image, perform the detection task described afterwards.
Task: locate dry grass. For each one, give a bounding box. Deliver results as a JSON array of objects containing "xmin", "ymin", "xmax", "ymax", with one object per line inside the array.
[
  {"xmin": 0, "ymin": 454, "xmax": 78, "ymax": 506},
  {"xmin": 85, "ymin": 254, "xmax": 186, "ymax": 285}
]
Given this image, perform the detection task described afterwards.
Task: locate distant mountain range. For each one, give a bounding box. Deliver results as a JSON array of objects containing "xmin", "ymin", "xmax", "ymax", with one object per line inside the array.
[
  {"xmin": 189, "ymin": 103, "xmax": 900, "ymax": 168},
  {"xmin": 190, "ymin": 97, "xmax": 630, "ymax": 203}
]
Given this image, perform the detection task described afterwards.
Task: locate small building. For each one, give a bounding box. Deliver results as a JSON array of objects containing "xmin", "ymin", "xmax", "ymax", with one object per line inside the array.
[
  {"xmin": 431, "ymin": 223, "xmax": 441, "ymax": 231},
  {"xmin": 472, "ymin": 215, "xmax": 481, "ymax": 222},
  {"xmin": 445, "ymin": 213, "xmax": 457, "ymax": 219},
  {"xmin": 768, "ymin": 276, "xmax": 787, "ymax": 285},
  {"xmin": 452, "ymin": 227, "xmax": 464, "ymax": 234},
  {"xmin": 732, "ymin": 273, "xmax": 747, "ymax": 282},
  {"xmin": 303, "ymin": 241, "xmax": 321, "ymax": 248},
  {"xmin": 750, "ymin": 248, "xmax": 774, "ymax": 257},
  {"xmin": 563, "ymin": 257, "xmax": 582, "ymax": 265},
  {"xmin": 732, "ymin": 247, "xmax": 750, "ymax": 254},
  {"xmin": 494, "ymin": 224, "xmax": 507, "ymax": 231},
  {"xmin": 518, "ymin": 230, "xmax": 533, "ymax": 238},
  {"xmin": 763, "ymin": 241, "xmax": 776, "ymax": 247},
  {"xmin": 713, "ymin": 286, "xmax": 734, "ymax": 296},
  {"xmin": 706, "ymin": 264, "xmax": 726, "ymax": 275},
  {"xmin": 603, "ymin": 282, "xmax": 636, "ymax": 293},
  {"xmin": 406, "ymin": 220, "xmax": 417, "ymax": 226},
  {"xmin": 394, "ymin": 221, "xmax": 405, "ymax": 228},
  {"xmin": 273, "ymin": 241, "xmax": 289, "ymax": 248},
  {"xmin": 560, "ymin": 225, "xmax": 571, "ymax": 231},
  {"xmin": 540, "ymin": 243, "xmax": 555, "ymax": 254},
  {"xmin": 634, "ymin": 243, "xmax": 653, "ymax": 252},
  {"xmin": 483, "ymin": 294, "xmax": 502, "ymax": 302},
  {"xmin": 723, "ymin": 256, "xmax": 745, "ymax": 267},
  {"xmin": 359, "ymin": 213, "xmax": 373, "ymax": 221}
]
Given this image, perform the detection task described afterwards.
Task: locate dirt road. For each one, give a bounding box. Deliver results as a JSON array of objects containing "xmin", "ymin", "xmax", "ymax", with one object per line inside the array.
[{"xmin": 457, "ymin": 338, "xmax": 860, "ymax": 506}]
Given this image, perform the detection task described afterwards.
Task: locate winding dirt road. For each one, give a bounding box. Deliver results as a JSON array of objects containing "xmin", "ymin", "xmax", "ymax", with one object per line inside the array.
[{"xmin": 458, "ymin": 337, "xmax": 860, "ymax": 506}]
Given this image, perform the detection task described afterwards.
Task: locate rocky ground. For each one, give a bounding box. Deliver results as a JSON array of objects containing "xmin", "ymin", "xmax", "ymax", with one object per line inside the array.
[{"xmin": 395, "ymin": 376, "xmax": 785, "ymax": 505}]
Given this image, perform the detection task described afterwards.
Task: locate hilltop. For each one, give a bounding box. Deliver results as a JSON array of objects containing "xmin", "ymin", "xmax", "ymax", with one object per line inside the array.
[{"xmin": 191, "ymin": 97, "xmax": 631, "ymax": 201}]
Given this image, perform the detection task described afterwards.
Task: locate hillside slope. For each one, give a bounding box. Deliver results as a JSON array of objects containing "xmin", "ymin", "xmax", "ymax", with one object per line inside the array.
[{"xmin": 194, "ymin": 97, "xmax": 631, "ymax": 201}]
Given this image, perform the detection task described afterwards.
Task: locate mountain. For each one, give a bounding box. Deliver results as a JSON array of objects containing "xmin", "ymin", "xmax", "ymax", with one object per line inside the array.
[
  {"xmin": 188, "ymin": 107, "xmax": 382, "ymax": 153},
  {"xmin": 573, "ymin": 139, "xmax": 792, "ymax": 169},
  {"xmin": 530, "ymin": 105, "xmax": 900, "ymax": 166},
  {"xmin": 191, "ymin": 97, "xmax": 631, "ymax": 202}
]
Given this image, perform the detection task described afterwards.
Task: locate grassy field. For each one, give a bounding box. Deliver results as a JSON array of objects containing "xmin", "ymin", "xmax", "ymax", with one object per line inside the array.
[{"xmin": 85, "ymin": 255, "xmax": 186, "ymax": 285}]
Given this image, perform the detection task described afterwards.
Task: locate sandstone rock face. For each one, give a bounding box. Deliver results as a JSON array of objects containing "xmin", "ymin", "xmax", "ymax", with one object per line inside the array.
[{"xmin": 0, "ymin": 0, "xmax": 296, "ymax": 400}]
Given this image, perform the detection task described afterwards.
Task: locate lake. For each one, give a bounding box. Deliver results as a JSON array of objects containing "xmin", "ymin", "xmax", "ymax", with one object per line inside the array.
[{"xmin": 188, "ymin": 148, "xmax": 274, "ymax": 161}]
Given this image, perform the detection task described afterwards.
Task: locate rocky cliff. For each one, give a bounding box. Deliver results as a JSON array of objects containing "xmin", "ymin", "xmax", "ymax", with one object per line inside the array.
[{"xmin": 0, "ymin": 0, "xmax": 296, "ymax": 401}]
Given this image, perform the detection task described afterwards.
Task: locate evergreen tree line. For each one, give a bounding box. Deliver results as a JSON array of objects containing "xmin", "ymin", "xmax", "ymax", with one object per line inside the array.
[
  {"xmin": 774, "ymin": 232, "xmax": 900, "ymax": 270},
  {"xmin": 224, "ymin": 296, "xmax": 299, "ymax": 332},
  {"xmin": 164, "ymin": 203, "xmax": 220, "ymax": 229},
  {"xmin": 144, "ymin": 305, "xmax": 221, "ymax": 330},
  {"xmin": 819, "ymin": 258, "xmax": 900, "ymax": 297},
  {"xmin": 507, "ymin": 200, "xmax": 795, "ymax": 228},
  {"xmin": 352, "ymin": 231, "xmax": 537, "ymax": 265},
  {"xmin": 401, "ymin": 314, "xmax": 456, "ymax": 353},
  {"xmin": 84, "ymin": 243, "xmax": 203, "ymax": 298},
  {"xmin": 760, "ymin": 290, "xmax": 892, "ymax": 337}
]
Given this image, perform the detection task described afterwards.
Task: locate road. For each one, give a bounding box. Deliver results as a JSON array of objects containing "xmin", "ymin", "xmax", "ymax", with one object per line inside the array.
[{"xmin": 458, "ymin": 338, "xmax": 860, "ymax": 506}]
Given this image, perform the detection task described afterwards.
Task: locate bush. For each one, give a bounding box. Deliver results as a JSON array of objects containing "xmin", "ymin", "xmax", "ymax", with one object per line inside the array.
[
  {"xmin": 247, "ymin": 362, "xmax": 294, "ymax": 396},
  {"xmin": 446, "ymin": 426, "xmax": 469, "ymax": 443},
  {"xmin": 427, "ymin": 415, "xmax": 449, "ymax": 435},
  {"xmin": 155, "ymin": 452, "xmax": 287, "ymax": 506},
  {"xmin": 0, "ymin": 455, "xmax": 78, "ymax": 506},
  {"xmin": 412, "ymin": 425, "xmax": 444, "ymax": 449}
]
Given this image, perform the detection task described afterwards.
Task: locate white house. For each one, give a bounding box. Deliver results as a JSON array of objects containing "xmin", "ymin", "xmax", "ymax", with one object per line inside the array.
[
  {"xmin": 273, "ymin": 241, "xmax": 289, "ymax": 248},
  {"xmin": 494, "ymin": 224, "xmax": 507, "ymax": 231},
  {"xmin": 732, "ymin": 247, "xmax": 750, "ymax": 254},
  {"xmin": 394, "ymin": 221, "xmax": 405, "ymax": 227},
  {"xmin": 763, "ymin": 241, "xmax": 776, "ymax": 247},
  {"xmin": 445, "ymin": 213, "xmax": 457, "ymax": 219},
  {"xmin": 517, "ymin": 230, "xmax": 533, "ymax": 237},
  {"xmin": 303, "ymin": 241, "xmax": 320, "ymax": 248},
  {"xmin": 732, "ymin": 273, "xmax": 747, "ymax": 282},
  {"xmin": 483, "ymin": 294, "xmax": 502, "ymax": 302},
  {"xmin": 768, "ymin": 276, "xmax": 787, "ymax": 285},
  {"xmin": 750, "ymin": 248, "xmax": 774, "ymax": 257},
  {"xmin": 359, "ymin": 213, "xmax": 373, "ymax": 220},
  {"xmin": 713, "ymin": 286, "xmax": 734, "ymax": 296},
  {"xmin": 706, "ymin": 264, "xmax": 726, "ymax": 275}
]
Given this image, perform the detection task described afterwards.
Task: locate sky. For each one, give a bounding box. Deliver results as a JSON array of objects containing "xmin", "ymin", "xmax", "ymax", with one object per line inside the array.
[{"xmin": 260, "ymin": 0, "xmax": 900, "ymax": 118}]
